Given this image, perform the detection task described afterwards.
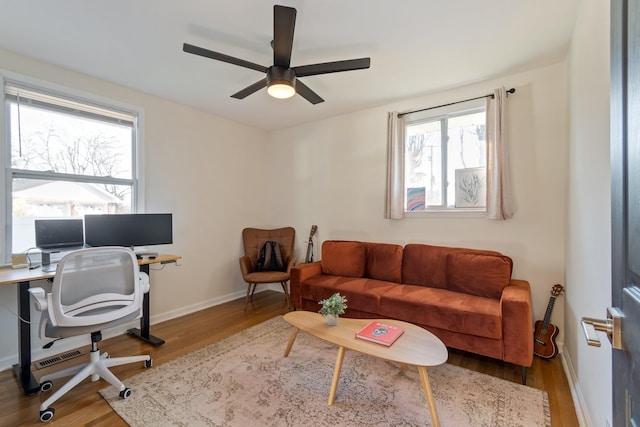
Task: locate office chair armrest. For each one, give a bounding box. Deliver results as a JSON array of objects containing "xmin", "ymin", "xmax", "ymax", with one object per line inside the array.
[
  {"xmin": 28, "ymin": 287, "xmax": 48, "ymax": 311},
  {"xmin": 138, "ymin": 272, "xmax": 150, "ymax": 293}
]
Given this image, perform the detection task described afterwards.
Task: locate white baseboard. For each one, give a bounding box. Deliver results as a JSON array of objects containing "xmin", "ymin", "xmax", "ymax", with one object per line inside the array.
[
  {"xmin": 148, "ymin": 289, "xmax": 248, "ymax": 325},
  {"xmin": 560, "ymin": 348, "xmax": 591, "ymax": 427}
]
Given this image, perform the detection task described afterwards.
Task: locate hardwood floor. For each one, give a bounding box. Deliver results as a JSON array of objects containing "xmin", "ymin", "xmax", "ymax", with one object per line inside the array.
[{"xmin": 0, "ymin": 291, "xmax": 579, "ymax": 426}]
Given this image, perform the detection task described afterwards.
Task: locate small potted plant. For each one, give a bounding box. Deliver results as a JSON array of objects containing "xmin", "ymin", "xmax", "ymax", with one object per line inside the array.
[{"xmin": 318, "ymin": 293, "xmax": 348, "ymax": 325}]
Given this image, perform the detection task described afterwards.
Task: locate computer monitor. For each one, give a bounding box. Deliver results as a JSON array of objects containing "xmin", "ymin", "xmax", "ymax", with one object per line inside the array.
[
  {"xmin": 84, "ymin": 213, "xmax": 173, "ymax": 249},
  {"xmin": 35, "ymin": 219, "xmax": 85, "ymax": 251}
]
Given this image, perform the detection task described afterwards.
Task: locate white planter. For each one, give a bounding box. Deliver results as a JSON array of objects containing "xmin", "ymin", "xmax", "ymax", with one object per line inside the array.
[{"xmin": 326, "ymin": 315, "xmax": 339, "ymax": 326}]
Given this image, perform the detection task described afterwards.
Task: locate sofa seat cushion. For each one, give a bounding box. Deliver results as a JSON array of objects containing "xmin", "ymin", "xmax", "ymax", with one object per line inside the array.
[
  {"xmin": 321, "ymin": 241, "xmax": 365, "ymax": 278},
  {"xmin": 378, "ymin": 285, "xmax": 502, "ymax": 340},
  {"xmin": 300, "ymin": 275, "xmax": 398, "ymax": 314}
]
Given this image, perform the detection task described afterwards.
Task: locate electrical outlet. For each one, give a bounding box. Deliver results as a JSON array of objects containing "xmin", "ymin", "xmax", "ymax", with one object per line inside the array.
[{"xmin": 11, "ymin": 254, "xmax": 28, "ymax": 269}]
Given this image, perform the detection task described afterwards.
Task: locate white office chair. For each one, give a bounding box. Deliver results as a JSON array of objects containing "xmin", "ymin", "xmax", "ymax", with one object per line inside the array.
[{"xmin": 28, "ymin": 247, "xmax": 153, "ymax": 423}]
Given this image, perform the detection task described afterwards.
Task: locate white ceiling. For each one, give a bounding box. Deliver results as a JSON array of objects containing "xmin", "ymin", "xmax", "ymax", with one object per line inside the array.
[{"xmin": 0, "ymin": 1, "xmax": 579, "ymax": 131}]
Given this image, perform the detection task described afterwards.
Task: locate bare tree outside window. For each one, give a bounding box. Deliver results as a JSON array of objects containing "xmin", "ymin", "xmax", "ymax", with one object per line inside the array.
[
  {"xmin": 4, "ymin": 85, "xmax": 138, "ymax": 254},
  {"xmin": 405, "ymin": 108, "xmax": 485, "ymax": 210}
]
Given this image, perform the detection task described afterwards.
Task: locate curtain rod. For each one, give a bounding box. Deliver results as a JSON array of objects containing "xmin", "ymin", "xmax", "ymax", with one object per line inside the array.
[{"xmin": 397, "ymin": 87, "xmax": 516, "ymax": 118}]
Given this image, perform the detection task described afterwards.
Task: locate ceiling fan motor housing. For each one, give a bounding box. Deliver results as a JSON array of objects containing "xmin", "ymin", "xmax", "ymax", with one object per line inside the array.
[{"xmin": 267, "ymin": 66, "xmax": 296, "ymax": 88}]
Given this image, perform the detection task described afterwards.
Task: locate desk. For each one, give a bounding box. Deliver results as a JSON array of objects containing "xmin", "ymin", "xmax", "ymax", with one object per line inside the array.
[{"xmin": 0, "ymin": 253, "xmax": 181, "ymax": 395}]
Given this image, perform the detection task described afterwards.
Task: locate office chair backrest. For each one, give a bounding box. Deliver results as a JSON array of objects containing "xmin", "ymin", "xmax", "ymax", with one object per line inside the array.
[{"xmin": 48, "ymin": 247, "xmax": 144, "ymax": 328}]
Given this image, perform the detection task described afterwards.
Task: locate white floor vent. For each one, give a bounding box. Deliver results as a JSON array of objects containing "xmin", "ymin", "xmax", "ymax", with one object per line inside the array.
[{"xmin": 35, "ymin": 350, "xmax": 84, "ymax": 369}]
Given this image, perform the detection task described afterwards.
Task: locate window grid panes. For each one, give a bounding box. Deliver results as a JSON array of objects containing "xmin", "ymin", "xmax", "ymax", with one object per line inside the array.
[
  {"xmin": 4, "ymin": 80, "xmax": 139, "ymax": 255},
  {"xmin": 404, "ymin": 107, "xmax": 486, "ymax": 211}
]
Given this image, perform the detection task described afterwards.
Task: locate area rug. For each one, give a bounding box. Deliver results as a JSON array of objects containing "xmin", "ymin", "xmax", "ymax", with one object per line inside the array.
[{"xmin": 101, "ymin": 316, "xmax": 550, "ymax": 426}]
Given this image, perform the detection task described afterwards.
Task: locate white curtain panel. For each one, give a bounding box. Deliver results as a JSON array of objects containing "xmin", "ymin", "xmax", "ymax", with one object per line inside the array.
[
  {"xmin": 385, "ymin": 112, "xmax": 405, "ymax": 219},
  {"xmin": 486, "ymin": 87, "xmax": 514, "ymax": 220}
]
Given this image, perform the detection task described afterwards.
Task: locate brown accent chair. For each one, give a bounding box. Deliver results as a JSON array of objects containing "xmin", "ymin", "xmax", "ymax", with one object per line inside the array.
[{"xmin": 239, "ymin": 227, "xmax": 296, "ymax": 310}]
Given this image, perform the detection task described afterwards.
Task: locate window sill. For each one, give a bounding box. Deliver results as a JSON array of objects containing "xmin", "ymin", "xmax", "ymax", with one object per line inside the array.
[{"xmin": 404, "ymin": 209, "xmax": 486, "ymax": 218}]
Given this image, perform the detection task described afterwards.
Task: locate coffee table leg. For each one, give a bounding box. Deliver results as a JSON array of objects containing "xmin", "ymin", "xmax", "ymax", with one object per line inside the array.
[
  {"xmin": 417, "ymin": 366, "xmax": 441, "ymax": 427},
  {"xmin": 328, "ymin": 346, "xmax": 345, "ymax": 406},
  {"xmin": 283, "ymin": 328, "xmax": 300, "ymax": 357}
]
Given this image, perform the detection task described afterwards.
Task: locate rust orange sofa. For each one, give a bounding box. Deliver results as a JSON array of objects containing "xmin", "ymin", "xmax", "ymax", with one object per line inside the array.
[{"xmin": 290, "ymin": 240, "xmax": 533, "ymax": 381}]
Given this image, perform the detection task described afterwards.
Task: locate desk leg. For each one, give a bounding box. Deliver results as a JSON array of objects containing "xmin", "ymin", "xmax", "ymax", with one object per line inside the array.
[
  {"xmin": 127, "ymin": 264, "xmax": 165, "ymax": 346},
  {"xmin": 12, "ymin": 281, "xmax": 39, "ymax": 395},
  {"xmin": 328, "ymin": 346, "xmax": 345, "ymax": 406},
  {"xmin": 418, "ymin": 366, "xmax": 441, "ymax": 427}
]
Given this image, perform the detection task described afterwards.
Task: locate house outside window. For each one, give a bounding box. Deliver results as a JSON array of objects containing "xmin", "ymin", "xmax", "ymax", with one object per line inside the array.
[
  {"xmin": 1, "ymin": 75, "xmax": 142, "ymax": 261},
  {"xmin": 403, "ymin": 99, "xmax": 486, "ymax": 213}
]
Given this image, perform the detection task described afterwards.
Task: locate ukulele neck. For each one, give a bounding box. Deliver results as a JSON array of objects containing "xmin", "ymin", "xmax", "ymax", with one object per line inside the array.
[{"xmin": 541, "ymin": 296, "xmax": 556, "ymax": 328}]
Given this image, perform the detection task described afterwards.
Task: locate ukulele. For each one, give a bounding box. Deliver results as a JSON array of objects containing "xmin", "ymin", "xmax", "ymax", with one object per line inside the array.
[
  {"xmin": 304, "ymin": 225, "xmax": 317, "ymax": 263},
  {"xmin": 533, "ymin": 284, "xmax": 564, "ymax": 359}
]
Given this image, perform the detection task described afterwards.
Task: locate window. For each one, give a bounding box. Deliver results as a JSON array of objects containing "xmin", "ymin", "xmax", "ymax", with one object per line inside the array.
[
  {"xmin": 2, "ymin": 76, "xmax": 141, "ymax": 260},
  {"xmin": 403, "ymin": 100, "xmax": 486, "ymax": 213}
]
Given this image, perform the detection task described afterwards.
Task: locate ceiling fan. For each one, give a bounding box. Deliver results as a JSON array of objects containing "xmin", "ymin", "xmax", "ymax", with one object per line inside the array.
[{"xmin": 183, "ymin": 5, "xmax": 371, "ymax": 104}]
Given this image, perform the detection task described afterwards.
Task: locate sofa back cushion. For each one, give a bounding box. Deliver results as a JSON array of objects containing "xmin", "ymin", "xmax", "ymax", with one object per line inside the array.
[
  {"xmin": 401, "ymin": 243, "xmax": 505, "ymax": 289},
  {"xmin": 446, "ymin": 252, "xmax": 513, "ymax": 299},
  {"xmin": 402, "ymin": 244, "xmax": 465, "ymax": 288},
  {"xmin": 363, "ymin": 242, "xmax": 403, "ymax": 283},
  {"xmin": 321, "ymin": 240, "xmax": 365, "ymax": 278}
]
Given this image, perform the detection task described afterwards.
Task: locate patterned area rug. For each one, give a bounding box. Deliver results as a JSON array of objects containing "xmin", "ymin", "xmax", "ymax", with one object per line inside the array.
[{"xmin": 101, "ymin": 316, "xmax": 550, "ymax": 426}]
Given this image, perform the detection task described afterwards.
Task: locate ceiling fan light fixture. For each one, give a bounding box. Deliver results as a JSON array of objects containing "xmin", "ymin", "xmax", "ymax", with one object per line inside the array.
[
  {"xmin": 267, "ymin": 82, "xmax": 296, "ymax": 99},
  {"xmin": 266, "ymin": 66, "xmax": 296, "ymax": 99}
]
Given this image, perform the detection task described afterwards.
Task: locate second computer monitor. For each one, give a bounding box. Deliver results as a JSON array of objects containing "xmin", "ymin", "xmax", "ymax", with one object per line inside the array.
[
  {"xmin": 84, "ymin": 213, "xmax": 173, "ymax": 248},
  {"xmin": 35, "ymin": 219, "xmax": 85, "ymax": 251}
]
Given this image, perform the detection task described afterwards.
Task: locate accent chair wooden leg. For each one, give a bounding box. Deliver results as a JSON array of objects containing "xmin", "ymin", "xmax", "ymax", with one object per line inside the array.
[
  {"xmin": 281, "ymin": 281, "xmax": 290, "ymax": 309},
  {"xmin": 522, "ymin": 366, "xmax": 527, "ymax": 385},
  {"xmin": 244, "ymin": 283, "xmax": 254, "ymax": 311}
]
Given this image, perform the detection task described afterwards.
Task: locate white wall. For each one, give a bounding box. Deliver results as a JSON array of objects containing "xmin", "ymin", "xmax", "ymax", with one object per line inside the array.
[
  {"xmin": 0, "ymin": 14, "xmax": 615, "ymax": 426},
  {"xmin": 0, "ymin": 48, "xmax": 269, "ymax": 368},
  {"xmin": 565, "ymin": 1, "xmax": 612, "ymax": 426},
  {"xmin": 268, "ymin": 63, "xmax": 569, "ymax": 346}
]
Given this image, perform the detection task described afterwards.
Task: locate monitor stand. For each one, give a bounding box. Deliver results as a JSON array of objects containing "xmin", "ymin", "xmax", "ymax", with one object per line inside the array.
[{"xmin": 41, "ymin": 251, "xmax": 51, "ymax": 267}]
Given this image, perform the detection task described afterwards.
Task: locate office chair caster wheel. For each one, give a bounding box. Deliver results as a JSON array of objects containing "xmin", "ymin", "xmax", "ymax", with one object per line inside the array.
[
  {"xmin": 145, "ymin": 358, "xmax": 153, "ymax": 368},
  {"xmin": 39, "ymin": 407, "xmax": 54, "ymax": 422},
  {"xmin": 40, "ymin": 380, "xmax": 53, "ymax": 393},
  {"xmin": 119, "ymin": 388, "xmax": 132, "ymax": 399}
]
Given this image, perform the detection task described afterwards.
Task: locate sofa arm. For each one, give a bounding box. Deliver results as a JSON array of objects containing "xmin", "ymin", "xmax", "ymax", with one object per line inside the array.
[
  {"xmin": 500, "ymin": 279, "xmax": 534, "ymax": 367},
  {"xmin": 290, "ymin": 261, "xmax": 322, "ymax": 309}
]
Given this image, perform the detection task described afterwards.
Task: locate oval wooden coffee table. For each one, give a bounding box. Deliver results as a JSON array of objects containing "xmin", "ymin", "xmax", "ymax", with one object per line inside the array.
[{"xmin": 283, "ymin": 311, "xmax": 448, "ymax": 427}]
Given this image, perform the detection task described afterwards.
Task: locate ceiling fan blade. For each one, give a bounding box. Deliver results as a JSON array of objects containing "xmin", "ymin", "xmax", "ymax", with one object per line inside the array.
[
  {"xmin": 183, "ymin": 43, "xmax": 267, "ymax": 73},
  {"xmin": 293, "ymin": 58, "xmax": 371, "ymax": 77},
  {"xmin": 295, "ymin": 80, "xmax": 324, "ymax": 105},
  {"xmin": 231, "ymin": 79, "xmax": 268, "ymax": 99},
  {"xmin": 273, "ymin": 5, "xmax": 296, "ymax": 68}
]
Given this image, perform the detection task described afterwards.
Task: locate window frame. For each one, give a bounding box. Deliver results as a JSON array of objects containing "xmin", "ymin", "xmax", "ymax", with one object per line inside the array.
[
  {"xmin": 402, "ymin": 98, "xmax": 487, "ymax": 218},
  {"xmin": 0, "ymin": 71, "xmax": 145, "ymax": 264}
]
